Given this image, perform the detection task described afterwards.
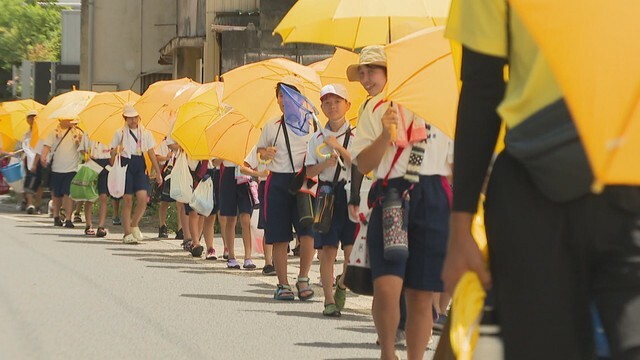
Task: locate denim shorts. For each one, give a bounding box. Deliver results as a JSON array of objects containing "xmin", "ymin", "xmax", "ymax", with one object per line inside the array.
[{"xmin": 367, "ymin": 176, "xmax": 450, "ymax": 292}]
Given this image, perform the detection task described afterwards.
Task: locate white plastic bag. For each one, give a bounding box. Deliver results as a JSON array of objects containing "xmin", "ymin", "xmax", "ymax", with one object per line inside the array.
[
  {"xmin": 189, "ymin": 176, "xmax": 213, "ymax": 216},
  {"xmin": 107, "ymin": 154, "xmax": 127, "ymax": 199},
  {"xmin": 169, "ymin": 151, "xmax": 193, "ymax": 203}
]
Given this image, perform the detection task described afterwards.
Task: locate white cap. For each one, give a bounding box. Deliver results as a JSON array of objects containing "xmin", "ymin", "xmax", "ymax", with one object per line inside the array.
[
  {"xmin": 320, "ymin": 84, "xmax": 349, "ymax": 102},
  {"xmin": 123, "ymin": 102, "xmax": 139, "ymax": 117},
  {"xmin": 26, "ymin": 110, "xmax": 38, "ymax": 117}
]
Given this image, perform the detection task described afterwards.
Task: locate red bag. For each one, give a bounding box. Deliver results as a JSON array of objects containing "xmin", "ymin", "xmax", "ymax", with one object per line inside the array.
[{"xmin": 0, "ymin": 175, "xmax": 9, "ymax": 195}]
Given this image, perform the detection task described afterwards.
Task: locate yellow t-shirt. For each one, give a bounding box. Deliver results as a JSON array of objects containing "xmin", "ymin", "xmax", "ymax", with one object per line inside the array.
[{"xmin": 445, "ymin": 0, "xmax": 562, "ymax": 128}]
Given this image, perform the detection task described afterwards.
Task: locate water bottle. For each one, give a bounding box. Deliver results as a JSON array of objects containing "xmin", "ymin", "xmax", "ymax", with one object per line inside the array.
[{"xmin": 381, "ymin": 188, "xmax": 409, "ymax": 262}]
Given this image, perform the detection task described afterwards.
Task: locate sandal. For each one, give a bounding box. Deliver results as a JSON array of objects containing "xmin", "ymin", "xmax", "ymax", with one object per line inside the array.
[
  {"xmin": 334, "ymin": 274, "xmax": 347, "ymax": 311},
  {"xmin": 273, "ymin": 284, "xmax": 295, "ymax": 301},
  {"xmin": 295, "ymin": 276, "xmax": 315, "ymax": 301},
  {"xmin": 182, "ymin": 239, "xmax": 192, "ymax": 251},
  {"xmin": 190, "ymin": 245, "xmax": 203, "ymax": 257},
  {"xmin": 323, "ymin": 303, "xmax": 341, "ymax": 317},
  {"xmin": 84, "ymin": 226, "xmax": 96, "ymax": 236},
  {"xmin": 96, "ymin": 227, "xmax": 107, "ymax": 238}
]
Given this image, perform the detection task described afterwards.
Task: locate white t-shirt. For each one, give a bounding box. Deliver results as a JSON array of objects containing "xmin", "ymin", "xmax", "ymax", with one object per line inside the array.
[
  {"xmin": 44, "ymin": 126, "xmax": 81, "ymax": 173},
  {"xmin": 350, "ymin": 93, "xmax": 454, "ymax": 180},
  {"xmin": 305, "ymin": 121, "xmax": 354, "ymax": 183},
  {"xmin": 256, "ymin": 116, "xmax": 310, "ymax": 173},
  {"xmin": 78, "ymin": 133, "xmax": 111, "ymax": 160},
  {"xmin": 154, "ymin": 139, "xmax": 170, "ymax": 166},
  {"xmin": 110, "ymin": 125, "xmax": 156, "ymax": 159}
]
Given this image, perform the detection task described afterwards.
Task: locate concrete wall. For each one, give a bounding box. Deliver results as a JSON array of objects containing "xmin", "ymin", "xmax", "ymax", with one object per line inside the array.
[{"xmin": 80, "ymin": 0, "xmax": 175, "ymax": 93}]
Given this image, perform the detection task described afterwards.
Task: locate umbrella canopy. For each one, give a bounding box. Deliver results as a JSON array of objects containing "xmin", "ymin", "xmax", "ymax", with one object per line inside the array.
[
  {"xmin": 78, "ymin": 90, "xmax": 141, "ymax": 146},
  {"xmin": 0, "ymin": 99, "xmax": 45, "ymax": 141},
  {"xmin": 509, "ymin": 0, "xmax": 640, "ymax": 185},
  {"xmin": 384, "ymin": 26, "xmax": 458, "ymax": 138},
  {"xmin": 1, "ymin": 133, "xmax": 17, "ymax": 152},
  {"xmin": 274, "ymin": 0, "xmax": 450, "ymax": 50},
  {"xmin": 171, "ymin": 102, "xmax": 260, "ymax": 164},
  {"xmin": 33, "ymin": 90, "xmax": 96, "ymax": 145},
  {"xmin": 314, "ymin": 48, "xmax": 368, "ymax": 125},
  {"xmin": 221, "ymin": 58, "xmax": 322, "ymax": 129},
  {"xmin": 135, "ymin": 78, "xmax": 197, "ymax": 143}
]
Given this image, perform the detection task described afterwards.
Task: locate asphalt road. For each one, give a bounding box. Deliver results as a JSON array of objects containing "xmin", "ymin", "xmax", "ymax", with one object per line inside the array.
[{"xmin": 0, "ymin": 202, "xmax": 438, "ymax": 360}]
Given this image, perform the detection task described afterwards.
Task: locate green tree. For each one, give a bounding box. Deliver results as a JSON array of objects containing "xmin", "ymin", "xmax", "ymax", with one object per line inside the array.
[{"xmin": 0, "ymin": 0, "xmax": 63, "ymax": 70}]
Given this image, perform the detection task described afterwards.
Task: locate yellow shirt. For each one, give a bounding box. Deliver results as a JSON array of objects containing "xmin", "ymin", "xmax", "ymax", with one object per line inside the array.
[{"xmin": 445, "ymin": 0, "xmax": 562, "ymax": 128}]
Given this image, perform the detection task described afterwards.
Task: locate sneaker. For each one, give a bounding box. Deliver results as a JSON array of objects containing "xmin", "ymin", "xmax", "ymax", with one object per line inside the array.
[
  {"xmin": 433, "ymin": 313, "xmax": 448, "ymax": 331},
  {"xmin": 54, "ymin": 217, "xmax": 63, "ymax": 227},
  {"xmin": 158, "ymin": 225, "xmax": 168, "ymax": 238},
  {"xmin": 223, "ymin": 248, "xmax": 229, "ymax": 260},
  {"xmin": 205, "ymin": 248, "xmax": 217, "ymax": 260},
  {"xmin": 64, "ymin": 220, "xmax": 75, "ymax": 228},
  {"xmin": 123, "ymin": 233, "xmax": 138, "ymax": 244},
  {"xmin": 243, "ymin": 259, "xmax": 257, "ymax": 269},
  {"xmin": 131, "ymin": 227, "xmax": 143, "ymax": 241},
  {"xmin": 112, "ymin": 217, "xmax": 121, "ymax": 226},
  {"xmin": 227, "ymin": 258, "xmax": 241, "ymax": 269},
  {"xmin": 26, "ymin": 205, "xmax": 35, "ymax": 215},
  {"xmin": 262, "ymin": 264, "xmax": 276, "ymax": 276},
  {"xmin": 174, "ymin": 228, "xmax": 184, "ymax": 240},
  {"xmin": 73, "ymin": 212, "xmax": 83, "ymax": 223}
]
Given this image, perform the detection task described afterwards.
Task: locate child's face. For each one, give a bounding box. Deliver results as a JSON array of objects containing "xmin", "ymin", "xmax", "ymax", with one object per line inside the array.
[
  {"xmin": 124, "ymin": 116, "xmax": 139, "ymax": 128},
  {"xmin": 358, "ymin": 65, "xmax": 387, "ymax": 97},
  {"xmin": 276, "ymin": 91, "xmax": 284, "ymax": 113},
  {"xmin": 321, "ymin": 94, "xmax": 350, "ymax": 122}
]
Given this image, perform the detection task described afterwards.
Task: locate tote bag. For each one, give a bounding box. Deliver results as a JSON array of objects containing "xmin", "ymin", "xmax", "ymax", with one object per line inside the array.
[
  {"xmin": 169, "ymin": 151, "xmax": 194, "ymax": 203},
  {"xmin": 189, "ymin": 176, "xmax": 214, "ymax": 216},
  {"xmin": 107, "ymin": 154, "xmax": 127, "ymax": 199},
  {"xmin": 343, "ymin": 211, "xmax": 373, "ymax": 296}
]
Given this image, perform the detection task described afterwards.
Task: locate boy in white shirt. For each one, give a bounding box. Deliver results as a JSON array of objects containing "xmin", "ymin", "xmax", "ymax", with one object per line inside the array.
[{"xmin": 110, "ymin": 103, "xmax": 162, "ymax": 244}]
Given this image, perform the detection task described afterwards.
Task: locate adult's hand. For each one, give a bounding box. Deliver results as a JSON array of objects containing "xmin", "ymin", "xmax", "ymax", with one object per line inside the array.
[{"xmin": 442, "ymin": 212, "xmax": 492, "ymax": 294}]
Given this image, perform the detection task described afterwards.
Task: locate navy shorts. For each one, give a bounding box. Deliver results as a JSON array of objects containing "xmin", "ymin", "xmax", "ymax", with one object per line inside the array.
[
  {"xmin": 121, "ymin": 155, "xmax": 150, "ymax": 195},
  {"xmin": 314, "ymin": 182, "xmax": 356, "ymax": 250},
  {"xmin": 219, "ymin": 165, "xmax": 253, "ymax": 216},
  {"xmin": 93, "ymin": 158, "xmax": 110, "ymax": 196},
  {"xmin": 367, "ymin": 176, "xmax": 450, "ymax": 292},
  {"xmin": 264, "ymin": 172, "xmax": 312, "ymax": 244},
  {"xmin": 50, "ymin": 171, "xmax": 76, "ymax": 198},
  {"xmin": 184, "ymin": 169, "xmax": 218, "ymax": 216},
  {"xmin": 24, "ymin": 163, "xmax": 42, "ymax": 193},
  {"xmin": 257, "ymin": 181, "xmax": 266, "ymax": 229}
]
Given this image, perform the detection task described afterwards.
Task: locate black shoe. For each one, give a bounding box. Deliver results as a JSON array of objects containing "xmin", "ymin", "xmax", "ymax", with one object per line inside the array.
[
  {"xmin": 174, "ymin": 228, "xmax": 184, "ymax": 240},
  {"xmin": 54, "ymin": 217, "xmax": 63, "ymax": 226},
  {"xmin": 262, "ymin": 264, "xmax": 277, "ymax": 276},
  {"xmin": 158, "ymin": 225, "xmax": 169, "ymax": 238},
  {"xmin": 64, "ymin": 220, "xmax": 75, "ymax": 228}
]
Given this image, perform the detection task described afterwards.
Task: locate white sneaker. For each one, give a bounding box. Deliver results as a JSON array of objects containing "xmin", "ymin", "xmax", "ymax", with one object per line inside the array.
[
  {"xmin": 131, "ymin": 227, "xmax": 143, "ymax": 241},
  {"xmin": 123, "ymin": 234, "xmax": 138, "ymax": 244}
]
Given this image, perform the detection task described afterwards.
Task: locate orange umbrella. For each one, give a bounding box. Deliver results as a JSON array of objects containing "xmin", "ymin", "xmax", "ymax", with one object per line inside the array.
[
  {"xmin": 0, "ymin": 99, "xmax": 45, "ymax": 142},
  {"xmin": 384, "ymin": 26, "xmax": 458, "ymax": 138},
  {"xmin": 33, "ymin": 90, "xmax": 96, "ymax": 145},
  {"xmin": 221, "ymin": 58, "xmax": 322, "ymax": 129},
  {"xmin": 135, "ymin": 78, "xmax": 197, "ymax": 143},
  {"xmin": 78, "ymin": 90, "xmax": 141, "ymax": 146},
  {"xmin": 509, "ymin": 0, "xmax": 640, "ymax": 185}
]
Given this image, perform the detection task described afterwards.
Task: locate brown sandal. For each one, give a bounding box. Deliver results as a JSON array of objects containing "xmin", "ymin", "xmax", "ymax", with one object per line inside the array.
[
  {"xmin": 84, "ymin": 226, "xmax": 96, "ymax": 236},
  {"xmin": 96, "ymin": 227, "xmax": 107, "ymax": 238}
]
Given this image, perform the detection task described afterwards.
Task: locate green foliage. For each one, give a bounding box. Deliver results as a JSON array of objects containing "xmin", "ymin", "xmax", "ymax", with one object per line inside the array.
[{"xmin": 0, "ymin": 0, "xmax": 63, "ymax": 70}]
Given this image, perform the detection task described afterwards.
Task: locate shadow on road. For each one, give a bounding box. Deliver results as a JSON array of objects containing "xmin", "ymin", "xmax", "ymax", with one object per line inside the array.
[
  {"xmin": 336, "ymin": 325, "xmax": 377, "ymax": 334},
  {"xmin": 295, "ymin": 341, "xmax": 379, "ymax": 351}
]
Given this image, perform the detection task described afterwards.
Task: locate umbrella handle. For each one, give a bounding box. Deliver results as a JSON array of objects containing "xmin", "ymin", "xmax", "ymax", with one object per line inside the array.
[
  {"xmin": 257, "ymin": 152, "xmax": 272, "ymax": 165},
  {"xmin": 316, "ymin": 143, "xmax": 345, "ymax": 169}
]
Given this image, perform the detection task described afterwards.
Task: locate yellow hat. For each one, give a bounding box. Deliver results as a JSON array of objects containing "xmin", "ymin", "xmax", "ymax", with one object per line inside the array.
[{"xmin": 346, "ymin": 45, "xmax": 387, "ymax": 82}]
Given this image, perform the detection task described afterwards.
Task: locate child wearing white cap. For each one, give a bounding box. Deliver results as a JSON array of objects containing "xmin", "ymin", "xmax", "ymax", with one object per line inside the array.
[
  {"xmin": 110, "ymin": 102, "xmax": 163, "ymax": 244},
  {"xmin": 305, "ymin": 83, "xmax": 356, "ymax": 317}
]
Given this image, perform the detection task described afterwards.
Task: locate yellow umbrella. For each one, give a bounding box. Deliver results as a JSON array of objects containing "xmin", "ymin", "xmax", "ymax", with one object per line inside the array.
[
  {"xmin": 78, "ymin": 90, "xmax": 141, "ymax": 146},
  {"xmin": 509, "ymin": 0, "xmax": 640, "ymax": 185},
  {"xmin": 171, "ymin": 102, "xmax": 260, "ymax": 164},
  {"xmin": 274, "ymin": 0, "xmax": 449, "ymax": 50},
  {"xmin": 221, "ymin": 58, "xmax": 322, "ymax": 129},
  {"xmin": 315, "ymin": 48, "xmax": 369, "ymax": 126},
  {"xmin": 33, "ymin": 90, "xmax": 96, "ymax": 145},
  {"xmin": 135, "ymin": 78, "xmax": 197, "ymax": 143},
  {"xmin": 450, "ymin": 198, "xmax": 489, "ymax": 360},
  {"xmin": 384, "ymin": 26, "xmax": 458, "ymax": 138},
  {"xmin": 0, "ymin": 99, "xmax": 45, "ymax": 142},
  {"xmin": 1, "ymin": 133, "xmax": 18, "ymax": 152},
  {"xmin": 187, "ymin": 81, "xmax": 225, "ymax": 105}
]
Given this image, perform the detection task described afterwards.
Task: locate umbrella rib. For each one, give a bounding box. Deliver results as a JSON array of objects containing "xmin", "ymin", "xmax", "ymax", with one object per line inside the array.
[{"xmin": 387, "ymin": 52, "xmax": 452, "ymax": 99}]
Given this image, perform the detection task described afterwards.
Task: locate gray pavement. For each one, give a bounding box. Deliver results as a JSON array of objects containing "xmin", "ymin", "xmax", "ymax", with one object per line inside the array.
[{"xmin": 0, "ymin": 201, "xmax": 438, "ymax": 360}]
